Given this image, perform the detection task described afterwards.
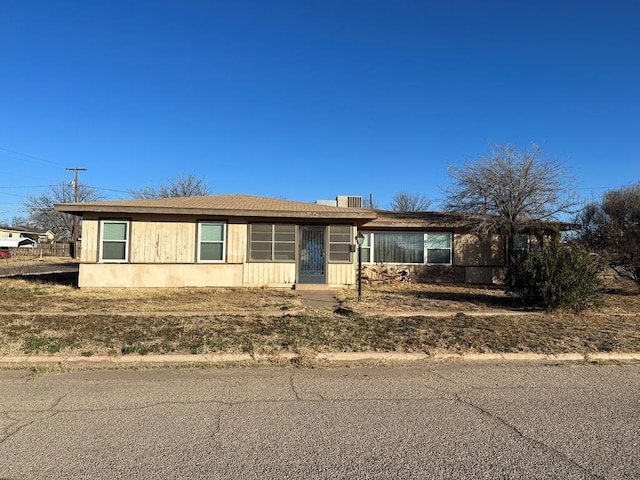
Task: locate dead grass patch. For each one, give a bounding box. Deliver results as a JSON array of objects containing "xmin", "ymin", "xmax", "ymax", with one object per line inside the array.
[
  {"xmin": 338, "ymin": 283, "xmax": 522, "ymax": 312},
  {"xmin": 0, "ymin": 275, "xmax": 639, "ymax": 359},
  {"xmin": 0, "ymin": 311, "xmax": 638, "ymax": 357},
  {"xmin": 0, "ymin": 277, "xmax": 302, "ymax": 313}
]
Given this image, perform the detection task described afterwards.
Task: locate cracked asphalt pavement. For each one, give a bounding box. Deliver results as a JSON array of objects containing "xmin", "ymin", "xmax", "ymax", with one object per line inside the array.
[{"xmin": 0, "ymin": 362, "xmax": 638, "ymax": 479}]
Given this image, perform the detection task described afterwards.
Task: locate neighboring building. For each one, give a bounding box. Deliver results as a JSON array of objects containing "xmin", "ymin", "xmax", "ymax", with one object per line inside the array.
[
  {"xmin": 0, "ymin": 237, "xmax": 38, "ymax": 249},
  {"xmin": 55, "ymin": 194, "xmax": 567, "ymax": 288},
  {"xmin": 0, "ymin": 226, "xmax": 55, "ymax": 243}
]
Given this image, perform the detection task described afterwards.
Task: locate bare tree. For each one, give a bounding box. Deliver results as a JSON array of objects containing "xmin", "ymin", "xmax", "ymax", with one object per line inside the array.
[
  {"xmin": 443, "ymin": 143, "xmax": 578, "ymax": 263},
  {"xmin": 24, "ymin": 182, "xmax": 103, "ymax": 241},
  {"xmin": 389, "ymin": 192, "xmax": 433, "ymax": 212},
  {"xmin": 577, "ymin": 182, "xmax": 640, "ymax": 284},
  {"xmin": 129, "ymin": 173, "xmax": 210, "ymax": 199},
  {"xmin": 9, "ymin": 216, "xmax": 31, "ymax": 227}
]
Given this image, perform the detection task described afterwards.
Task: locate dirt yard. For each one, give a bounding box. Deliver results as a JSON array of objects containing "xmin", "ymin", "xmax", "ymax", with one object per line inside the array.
[{"xmin": 0, "ymin": 272, "xmax": 638, "ymax": 359}]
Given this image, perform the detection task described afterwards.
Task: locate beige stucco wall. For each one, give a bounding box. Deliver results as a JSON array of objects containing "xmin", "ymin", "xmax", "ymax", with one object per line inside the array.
[
  {"xmin": 78, "ymin": 263, "xmax": 243, "ymax": 288},
  {"xmin": 454, "ymin": 233, "xmax": 505, "ymax": 266}
]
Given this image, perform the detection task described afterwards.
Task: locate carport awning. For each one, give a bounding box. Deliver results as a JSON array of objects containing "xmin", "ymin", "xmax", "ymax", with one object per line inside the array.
[{"xmin": 0, "ymin": 237, "xmax": 37, "ymax": 248}]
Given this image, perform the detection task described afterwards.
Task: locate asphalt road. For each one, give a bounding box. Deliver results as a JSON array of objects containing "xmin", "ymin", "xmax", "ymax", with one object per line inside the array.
[
  {"xmin": 1, "ymin": 362, "xmax": 638, "ymax": 479},
  {"xmin": 0, "ymin": 261, "xmax": 79, "ymax": 277}
]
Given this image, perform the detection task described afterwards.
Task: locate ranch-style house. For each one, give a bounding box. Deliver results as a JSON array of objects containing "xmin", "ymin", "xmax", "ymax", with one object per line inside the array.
[{"xmin": 55, "ymin": 194, "xmax": 563, "ymax": 288}]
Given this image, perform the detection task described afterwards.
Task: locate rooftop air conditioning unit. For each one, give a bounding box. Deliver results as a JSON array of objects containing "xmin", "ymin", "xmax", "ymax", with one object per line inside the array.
[{"xmin": 336, "ymin": 195, "xmax": 363, "ymax": 208}]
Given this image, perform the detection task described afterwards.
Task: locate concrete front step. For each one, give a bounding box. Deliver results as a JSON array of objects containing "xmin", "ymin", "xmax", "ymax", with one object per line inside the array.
[{"xmin": 293, "ymin": 283, "xmax": 346, "ymax": 291}]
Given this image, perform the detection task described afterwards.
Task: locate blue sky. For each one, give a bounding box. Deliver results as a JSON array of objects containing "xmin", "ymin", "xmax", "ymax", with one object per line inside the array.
[{"xmin": 1, "ymin": 0, "xmax": 638, "ymax": 222}]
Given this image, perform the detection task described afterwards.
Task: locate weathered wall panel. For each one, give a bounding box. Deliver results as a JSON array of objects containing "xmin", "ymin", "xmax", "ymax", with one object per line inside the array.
[
  {"xmin": 243, "ymin": 263, "xmax": 297, "ymax": 286},
  {"xmin": 227, "ymin": 223, "xmax": 246, "ymax": 264},
  {"xmin": 78, "ymin": 264, "xmax": 243, "ymax": 288},
  {"xmin": 80, "ymin": 219, "xmax": 99, "ymax": 263},
  {"xmin": 327, "ymin": 263, "xmax": 355, "ymax": 285},
  {"xmin": 129, "ymin": 220, "xmax": 196, "ymax": 263}
]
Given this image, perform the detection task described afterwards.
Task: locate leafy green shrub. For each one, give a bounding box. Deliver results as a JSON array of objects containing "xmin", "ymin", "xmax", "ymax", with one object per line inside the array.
[{"xmin": 506, "ymin": 239, "xmax": 602, "ymax": 311}]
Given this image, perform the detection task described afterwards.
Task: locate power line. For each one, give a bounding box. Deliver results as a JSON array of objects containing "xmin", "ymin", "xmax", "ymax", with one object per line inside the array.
[
  {"xmin": 86, "ymin": 185, "xmax": 131, "ymax": 194},
  {"xmin": 0, "ymin": 146, "xmax": 65, "ymax": 168},
  {"xmin": 0, "ymin": 185, "xmax": 59, "ymax": 189}
]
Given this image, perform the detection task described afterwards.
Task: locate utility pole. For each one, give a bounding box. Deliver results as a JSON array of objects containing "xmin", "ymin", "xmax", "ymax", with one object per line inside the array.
[{"xmin": 66, "ymin": 167, "xmax": 87, "ymax": 259}]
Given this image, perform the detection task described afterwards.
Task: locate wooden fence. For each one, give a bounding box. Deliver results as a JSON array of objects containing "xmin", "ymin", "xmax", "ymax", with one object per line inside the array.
[{"xmin": 6, "ymin": 244, "xmax": 75, "ymax": 258}]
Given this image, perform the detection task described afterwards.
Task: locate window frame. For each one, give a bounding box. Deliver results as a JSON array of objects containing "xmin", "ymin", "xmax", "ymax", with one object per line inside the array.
[
  {"xmin": 425, "ymin": 232, "xmax": 453, "ymax": 265},
  {"xmin": 512, "ymin": 234, "xmax": 530, "ymax": 252},
  {"xmin": 359, "ymin": 231, "xmax": 453, "ymax": 266},
  {"xmin": 248, "ymin": 223, "xmax": 296, "ymax": 262},
  {"xmin": 328, "ymin": 225, "xmax": 353, "ymax": 263},
  {"xmin": 99, "ymin": 219, "xmax": 130, "ymax": 263},
  {"xmin": 197, "ymin": 221, "xmax": 227, "ymax": 263}
]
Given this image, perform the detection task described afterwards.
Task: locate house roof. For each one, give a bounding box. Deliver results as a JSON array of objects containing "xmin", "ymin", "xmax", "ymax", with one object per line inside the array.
[
  {"xmin": 362, "ymin": 209, "xmax": 575, "ymax": 232},
  {"xmin": 363, "ymin": 210, "xmax": 478, "ymax": 229},
  {"xmin": 0, "ymin": 226, "xmax": 52, "ymax": 235},
  {"xmin": 55, "ymin": 194, "xmax": 378, "ymax": 222},
  {"xmin": 54, "ymin": 194, "xmax": 575, "ymax": 231}
]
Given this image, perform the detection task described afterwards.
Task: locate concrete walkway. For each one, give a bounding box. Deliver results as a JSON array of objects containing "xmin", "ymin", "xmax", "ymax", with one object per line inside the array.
[{"xmin": 296, "ymin": 289, "xmax": 341, "ymax": 309}]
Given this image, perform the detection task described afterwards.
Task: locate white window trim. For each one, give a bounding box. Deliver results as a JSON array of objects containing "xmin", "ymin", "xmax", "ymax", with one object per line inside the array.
[
  {"xmin": 99, "ymin": 220, "xmax": 130, "ymax": 263},
  {"xmin": 360, "ymin": 231, "xmax": 453, "ymax": 266},
  {"xmin": 425, "ymin": 232, "xmax": 453, "ymax": 265},
  {"xmin": 197, "ymin": 222, "xmax": 227, "ymax": 263}
]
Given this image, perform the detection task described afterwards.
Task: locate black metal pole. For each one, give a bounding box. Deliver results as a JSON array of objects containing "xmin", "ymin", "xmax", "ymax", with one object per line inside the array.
[{"xmin": 357, "ymin": 244, "xmax": 362, "ymax": 302}]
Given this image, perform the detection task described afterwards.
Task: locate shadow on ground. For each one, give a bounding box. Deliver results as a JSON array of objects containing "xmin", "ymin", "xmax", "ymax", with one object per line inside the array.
[
  {"xmin": 388, "ymin": 288, "xmax": 525, "ymax": 310},
  {"xmin": 8, "ymin": 271, "xmax": 79, "ymax": 288}
]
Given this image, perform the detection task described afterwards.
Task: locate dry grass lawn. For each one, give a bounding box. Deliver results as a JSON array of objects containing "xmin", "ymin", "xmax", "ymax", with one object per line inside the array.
[{"xmin": 0, "ymin": 272, "xmax": 639, "ymax": 359}]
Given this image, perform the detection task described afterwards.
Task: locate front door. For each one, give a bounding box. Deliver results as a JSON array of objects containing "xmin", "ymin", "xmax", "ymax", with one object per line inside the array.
[{"xmin": 298, "ymin": 225, "xmax": 326, "ymax": 284}]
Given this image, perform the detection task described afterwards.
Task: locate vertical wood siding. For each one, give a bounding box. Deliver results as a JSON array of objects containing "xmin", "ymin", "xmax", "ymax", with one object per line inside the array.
[
  {"xmin": 327, "ymin": 263, "xmax": 356, "ymax": 285},
  {"xmin": 130, "ymin": 220, "xmax": 196, "ymax": 263},
  {"xmin": 81, "ymin": 219, "xmax": 99, "ymax": 263},
  {"xmin": 226, "ymin": 223, "xmax": 246, "ymax": 263},
  {"xmin": 243, "ymin": 263, "xmax": 297, "ymax": 285}
]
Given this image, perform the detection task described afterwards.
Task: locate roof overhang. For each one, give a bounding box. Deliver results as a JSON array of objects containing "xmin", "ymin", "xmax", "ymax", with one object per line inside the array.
[{"xmin": 54, "ymin": 194, "xmax": 378, "ymax": 224}]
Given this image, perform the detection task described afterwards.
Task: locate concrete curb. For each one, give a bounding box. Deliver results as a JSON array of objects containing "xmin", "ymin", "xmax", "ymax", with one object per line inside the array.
[{"xmin": 1, "ymin": 351, "xmax": 639, "ymax": 366}]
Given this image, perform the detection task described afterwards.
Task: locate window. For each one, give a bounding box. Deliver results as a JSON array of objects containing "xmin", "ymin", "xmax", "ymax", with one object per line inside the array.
[
  {"xmin": 198, "ymin": 222, "xmax": 226, "ymax": 262},
  {"xmin": 100, "ymin": 220, "xmax": 129, "ymax": 262},
  {"xmin": 512, "ymin": 233, "xmax": 529, "ymax": 262},
  {"xmin": 374, "ymin": 232, "xmax": 425, "ymax": 264},
  {"xmin": 513, "ymin": 234, "xmax": 529, "ymax": 251},
  {"xmin": 426, "ymin": 232, "xmax": 452, "ymax": 264},
  {"xmin": 359, "ymin": 233, "xmax": 371, "ymax": 262},
  {"xmin": 360, "ymin": 231, "xmax": 452, "ymax": 265},
  {"xmin": 328, "ymin": 225, "xmax": 352, "ymax": 262},
  {"xmin": 249, "ymin": 224, "xmax": 295, "ymax": 261}
]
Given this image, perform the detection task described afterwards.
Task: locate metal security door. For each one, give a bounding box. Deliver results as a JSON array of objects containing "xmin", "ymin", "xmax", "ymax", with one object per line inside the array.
[{"xmin": 298, "ymin": 226, "xmax": 326, "ymax": 284}]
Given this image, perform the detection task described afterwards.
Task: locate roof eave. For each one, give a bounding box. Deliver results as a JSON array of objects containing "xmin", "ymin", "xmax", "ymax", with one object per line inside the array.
[{"xmin": 54, "ymin": 203, "xmax": 377, "ymax": 221}]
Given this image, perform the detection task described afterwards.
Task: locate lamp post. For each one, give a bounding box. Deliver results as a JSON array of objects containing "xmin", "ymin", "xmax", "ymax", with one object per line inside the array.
[{"xmin": 355, "ymin": 232, "xmax": 365, "ymax": 302}]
